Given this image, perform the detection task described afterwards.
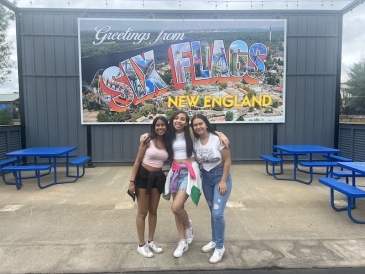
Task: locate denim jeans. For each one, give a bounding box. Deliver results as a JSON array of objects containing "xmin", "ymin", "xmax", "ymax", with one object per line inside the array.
[{"xmin": 201, "ymin": 166, "xmax": 232, "ymax": 249}]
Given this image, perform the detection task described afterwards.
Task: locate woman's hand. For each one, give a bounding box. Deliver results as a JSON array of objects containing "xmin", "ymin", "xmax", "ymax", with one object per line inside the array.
[
  {"xmin": 215, "ymin": 131, "xmax": 230, "ymax": 148},
  {"xmin": 217, "ymin": 181, "xmax": 227, "ymax": 195},
  {"xmin": 140, "ymin": 133, "xmax": 151, "ymax": 145},
  {"xmin": 129, "ymin": 182, "xmax": 135, "ymax": 194}
]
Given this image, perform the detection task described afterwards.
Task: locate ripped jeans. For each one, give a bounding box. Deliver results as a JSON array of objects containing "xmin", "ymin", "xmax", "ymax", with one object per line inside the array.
[{"xmin": 201, "ymin": 167, "xmax": 232, "ymax": 249}]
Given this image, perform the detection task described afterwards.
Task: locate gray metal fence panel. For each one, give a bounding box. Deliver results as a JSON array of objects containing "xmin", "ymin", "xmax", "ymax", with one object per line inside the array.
[
  {"xmin": 18, "ymin": 9, "xmax": 342, "ymax": 164},
  {"xmin": 338, "ymin": 124, "xmax": 365, "ymax": 161},
  {"xmin": 0, "ymin": 126, "xmax": 21, "ymax": 160}
]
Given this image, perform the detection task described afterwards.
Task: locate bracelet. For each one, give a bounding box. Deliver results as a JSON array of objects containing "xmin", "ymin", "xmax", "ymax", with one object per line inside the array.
[{"xmin": 130, "ymin": 180, "xmax": 135, "ymax": 183}]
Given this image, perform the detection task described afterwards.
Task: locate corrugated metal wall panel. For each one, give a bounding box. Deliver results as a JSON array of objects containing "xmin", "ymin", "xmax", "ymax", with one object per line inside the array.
[
  {"xmin": 338, "ymin": 127, "xmax": 352, "ymax": 158},
  {"xmin": 353, "ymin": 129, "xmax": 365, "ymax": 161},
  {"xmin": 91, "ymin": 124, "xmax": 150, "ymax": 164},
  {"xmin": 338, "ymin": 124, "xmax": 365, "ymax": 161},
  {"xmin": 0, "ymin": 126, "xmax": 21, "ymax": 160},
  {"xmin": 18, "ymin": 9, "xmax": 342, "ymax": 164}
]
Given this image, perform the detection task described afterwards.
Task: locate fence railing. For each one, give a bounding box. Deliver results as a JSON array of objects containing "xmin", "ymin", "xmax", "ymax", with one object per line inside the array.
[{"xmin": 0, "ymin": 124, "xmax": 364, "ymax": 162}]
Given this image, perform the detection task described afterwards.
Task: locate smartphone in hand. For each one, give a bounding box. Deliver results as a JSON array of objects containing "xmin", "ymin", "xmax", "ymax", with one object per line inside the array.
[{"xmin": 127, "ymin": 189, "xmax": 136, "ymax": 202}]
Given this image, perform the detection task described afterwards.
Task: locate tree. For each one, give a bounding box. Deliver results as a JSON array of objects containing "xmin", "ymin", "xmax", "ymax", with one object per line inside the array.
[
  {"xmin": 0, "ymin": 108, "xmax": 12, "ymax": 125},
  {"xmin": 236, "ymin": 115, "xmax": 245, "ymax": 121},
  {"xmin": 225, "ymin": 111, "xmax": 234, "ymax": 121},
  {"xmin": 0, "ymin": 2, "xmax": 16, "ymax": 84},
  {"xmin": 271, "ymin": 99, "xmax": 280, "ymax": 108},
  {"xmin": 345, "ymin": 58, "xmax": 365, "ymax": 110}
]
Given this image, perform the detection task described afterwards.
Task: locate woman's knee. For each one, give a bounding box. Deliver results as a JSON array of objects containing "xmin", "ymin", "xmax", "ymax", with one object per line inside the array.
[
  {"xmin": 171, "ymin": 204, "xmax": 183, "ymax": 215},
  {"xmin": 212, "ymin": 209, "xmax": 224, "ymax": 222},
  {"xmin": 149, "ymin": 208, "xmax": 157, "ymax": 216},
  {"xmin": 137, "ymin": 211, "xmax": 148, "ymax": 219}
]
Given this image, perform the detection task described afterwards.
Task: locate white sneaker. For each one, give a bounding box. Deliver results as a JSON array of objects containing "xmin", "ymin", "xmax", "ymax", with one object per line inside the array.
[
  {"xmin": 185, "ymin": 220, "xmax": 193, "ymax": 244},
  {"xmin": 202, "ymin": 241, "xmax": 216, "ymax": 253},
  {"xmin": 148, "ymin": 240, "xmax": 163, "ymax": 254},
  {"xmin": 209, "ymin": 247, "xmax": 225, "ymax": 264},
  {"xmin": 137, "ymin": 244, "xmax": 154, "ymax": 258},
  {"xmin": 173, "ymin": 240, "xmax": 188, "ymax": 258}
]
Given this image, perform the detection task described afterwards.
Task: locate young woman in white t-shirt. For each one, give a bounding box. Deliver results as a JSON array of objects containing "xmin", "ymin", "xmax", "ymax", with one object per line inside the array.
[{"xmin": 191, "ymin": 114, "xmax": 232, "ymax": 264}]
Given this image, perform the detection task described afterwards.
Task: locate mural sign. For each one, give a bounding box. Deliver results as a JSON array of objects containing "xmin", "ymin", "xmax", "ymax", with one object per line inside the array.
[{"xmin": 78, "ymin": 19, "xmax": 286, "ymax": 124}]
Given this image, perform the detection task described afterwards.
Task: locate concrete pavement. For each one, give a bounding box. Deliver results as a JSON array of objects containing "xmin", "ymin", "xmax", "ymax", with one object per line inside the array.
[{"xmin": 0, "ymin": 163, "xmax": 365, "ymax": 273}]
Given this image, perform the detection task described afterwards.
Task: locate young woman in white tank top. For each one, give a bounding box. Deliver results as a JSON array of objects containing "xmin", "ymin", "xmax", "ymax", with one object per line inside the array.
[
  {"xmin": 140, "ymin": 111, "xmax": 229, "ymax": 258},
  {"xmin": 164, "ymin": 111, "xmax": 230, "ymax": 258}
]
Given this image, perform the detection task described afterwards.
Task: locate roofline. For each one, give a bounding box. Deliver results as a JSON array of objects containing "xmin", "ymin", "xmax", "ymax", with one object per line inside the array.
[
  {"xmin": 341, "ymin": 0, "xmax": 364, "ymax": 14},
  {"xmin": 2, "ymin": 0, "xmax": 362, "ymax": 14},
  {"xmin": 0, "ymin": 0, "xmax": 19, "ymax": 13},
  {"xmin": 0, "ymin": 6, "xmax": 345, "ymax": 14}
]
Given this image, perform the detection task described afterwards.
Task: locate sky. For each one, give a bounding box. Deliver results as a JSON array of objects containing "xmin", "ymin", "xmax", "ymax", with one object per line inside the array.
[{"xmin": 1, "ymin": 0, "xmax": 364, "ymax": 94}]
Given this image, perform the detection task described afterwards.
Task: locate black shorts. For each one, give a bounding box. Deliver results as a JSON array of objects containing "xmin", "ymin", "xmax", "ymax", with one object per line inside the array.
[{"xmin": 135, "ymin": 164, "xmax": 166, "ymax": 196}]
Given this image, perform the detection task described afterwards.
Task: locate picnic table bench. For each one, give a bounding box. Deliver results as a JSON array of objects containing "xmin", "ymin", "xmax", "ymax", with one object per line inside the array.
[
  {"xmin": 2, "ymin": 165, "xmax": 52, "ymax": 189},
  {"xmin": 0, "ymin": 157, "xmax": 18, "ymax": 168},
  {"xmin": 318, "ymin": 178, "xmax": 365, "ymax": 224}
]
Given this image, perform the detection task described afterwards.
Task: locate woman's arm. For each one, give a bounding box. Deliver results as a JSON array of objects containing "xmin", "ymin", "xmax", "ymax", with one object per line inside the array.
[
  {"xmin": 215, "ymin": 131, "xmax": 230, "ymax": 148},
  {"xmin": 128, "ymin": 143, "xmax": 149, "ymax": 194},
  {"xmin": 217, "ymin": 146, "xmax": 231, "ymax": 195}
]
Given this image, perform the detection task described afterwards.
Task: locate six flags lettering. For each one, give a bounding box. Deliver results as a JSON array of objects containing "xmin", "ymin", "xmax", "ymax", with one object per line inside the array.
[{"xmin": 99, "ymin": 40, "xmax": 268, "ymax": 112}]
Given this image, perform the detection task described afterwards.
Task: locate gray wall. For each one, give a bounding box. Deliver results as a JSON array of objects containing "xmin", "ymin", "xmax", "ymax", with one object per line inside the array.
[{"xmin": 17, "ymin": 9, "xmax": 342, "ymax": 164}]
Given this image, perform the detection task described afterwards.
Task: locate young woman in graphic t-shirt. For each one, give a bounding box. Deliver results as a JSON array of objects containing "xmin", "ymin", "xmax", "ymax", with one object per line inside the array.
[
  {"xmin": 140, "ymin": 111, "xmax": 229, "ymax": 258},
  {"xmin": 191, "ymin": 114, "xmax": 232, "ymax": 264},
  {"xmin": 129, "ymin": 116, "xmax": 169, "ymax": 258}
]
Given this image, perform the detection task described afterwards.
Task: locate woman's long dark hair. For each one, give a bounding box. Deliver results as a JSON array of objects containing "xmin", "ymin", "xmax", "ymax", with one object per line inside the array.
[
  {"xmin": 191, "ymin": 114, "xmax": 217, "ymax": 139},
  {"xmin": 166, "ymin": 110, "xmax": 194, "ymax": 159},
  {"xmin": 150, "ymin": 116, "xmax": 168, "ymax": 143}
]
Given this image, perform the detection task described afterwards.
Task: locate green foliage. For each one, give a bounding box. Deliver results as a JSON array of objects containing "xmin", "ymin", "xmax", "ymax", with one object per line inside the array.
[
  {"xmin": 87, "ymin": 101, "xmax": 101, "ymax": 111},
  {"xmin": 218, "ymin": 83, "xmax": 227, "ymax": 90},
  {"xmin": 166, "ymin": 109, "xmax": 176, "ymax": 121},
  {"xmin": 236, "ymin": 115, "xmax": 245, "ymax": 121},
  {"xmin": 0, "ymin": 2, "xmax": 16, "ymax": 84},
  {"xmin": 96, "ymin": 111, "xmax": 110, "ymax": 122},
  {"xmin": 196, "ymin": 98, "xmax": 204, "ymax": 108},
  {"xmin": 264, "ymin": 107, "xmax": 273, "ymax": 113},
  {"xmin": 213, "ymin": 105, "xmax": 223, "ymax": 111},
  {"xmin": 345, "ymin": 58, "xmax": 365, "ymax": 109},
  {"xmin": 225, "ymin": 111, "xmax": 234, "ymax": 121},
  {"xmin": 140, "ymin": 103, "xmax": 156, "ymax": 116},
  {"xmin": 0, "ymin": 108, "xmax": 12, "ymax": 125},
  {"xmin": 244, "ymin": 86, "xmax": 256, "ymax": 99},
  {"xmin": 271, "ymin": 99, "xmax": 280, "ymax": 108},
  {"xmin": 160, "ymin": 71, "xmax": 172, "ymax": 86},
  {"xmin": 114, "ymin": 110, "xmax": 131, "ymax": 122},
  {"xmin": 97, "ymin": 110, "xmax": 131, "ymax": 122}
]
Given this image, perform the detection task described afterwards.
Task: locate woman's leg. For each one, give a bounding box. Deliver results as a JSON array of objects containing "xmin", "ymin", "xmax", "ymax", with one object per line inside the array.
[
  {"xmin": 211, "ymin": 173, "xmax": 232, "ymax": 249},
  {"xmin": 171, "ymin": 190, "xmax": 190, "ymax": 240},
  {"xmin": 147, "ymin": 188, "xmax": 161, "ymax": 241},
  {"xmin": 136, "ymin": 188, "xmax": 150, "ymax": 245},
  {"xmin": 201, "ymin": 171, "xmax": 216, "ymax": 243}
]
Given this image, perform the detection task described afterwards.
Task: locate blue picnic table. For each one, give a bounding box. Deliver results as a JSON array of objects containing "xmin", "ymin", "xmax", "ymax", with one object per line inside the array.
[
  {"xmin": 2, "ymin": 147, "xmax": 90, "ymax": 189},
  {"xmin": 270, "ymin": 145, "xmax": 341, "ymax": 184}
]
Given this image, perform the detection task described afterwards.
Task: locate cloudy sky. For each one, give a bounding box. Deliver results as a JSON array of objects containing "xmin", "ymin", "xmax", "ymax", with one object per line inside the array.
[{"xmin": 1, "ymin": 0, "xmax": 364, "ymax": 94}]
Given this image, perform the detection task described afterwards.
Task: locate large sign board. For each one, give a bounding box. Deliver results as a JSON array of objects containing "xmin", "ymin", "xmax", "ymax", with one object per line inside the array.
[{"xmin": 78, "ymin": 19, "xmax": 286, "ymax": 124}]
